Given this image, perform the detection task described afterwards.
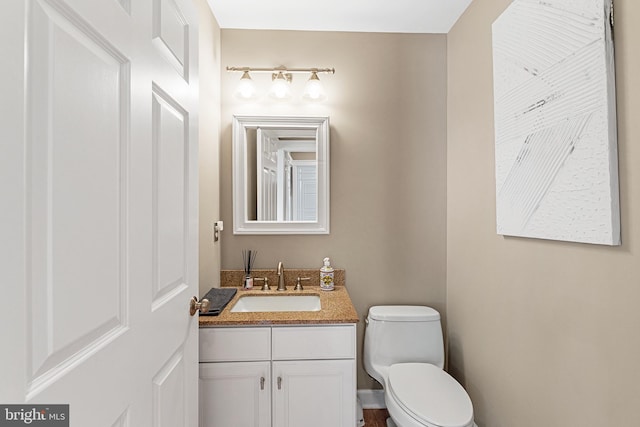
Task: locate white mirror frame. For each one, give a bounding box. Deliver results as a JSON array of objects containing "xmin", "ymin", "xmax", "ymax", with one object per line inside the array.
[{"xmin": 232, "ymin": 115, "xmax": 330, "ymax": 234}]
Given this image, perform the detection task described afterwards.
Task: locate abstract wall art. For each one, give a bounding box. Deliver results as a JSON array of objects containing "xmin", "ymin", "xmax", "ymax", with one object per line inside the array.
[{"xmin": 492, "ymin": 0, "xmax": 620, "ymax": 245}]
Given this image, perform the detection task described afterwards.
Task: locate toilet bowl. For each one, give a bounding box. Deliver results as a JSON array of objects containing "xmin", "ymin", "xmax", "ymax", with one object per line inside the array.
[{"xmin": 363, "ymin": 306, "xmax": 476, "ymax": 427}]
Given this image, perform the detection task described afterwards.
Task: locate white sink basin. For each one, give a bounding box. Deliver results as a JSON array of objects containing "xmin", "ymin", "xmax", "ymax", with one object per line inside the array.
[{"xmin": 230, "ymin": 295, "xmax": 321, "ymax": 313}]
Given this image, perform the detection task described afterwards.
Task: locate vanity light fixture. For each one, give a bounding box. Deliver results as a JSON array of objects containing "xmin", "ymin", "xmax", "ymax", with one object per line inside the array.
[{"xmin": 227, "ymin": 66, "xmax": 335, "ymax": 102}]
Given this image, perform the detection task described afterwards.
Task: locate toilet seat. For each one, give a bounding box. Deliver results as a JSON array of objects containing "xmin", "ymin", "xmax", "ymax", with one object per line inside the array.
[{"xmin": 387, "ymin": 363, "xmax": 474, "ymax": 427}]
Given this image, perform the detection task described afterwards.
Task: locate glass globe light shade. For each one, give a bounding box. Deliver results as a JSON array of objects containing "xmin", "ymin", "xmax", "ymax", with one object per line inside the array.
[
  {"xmin": 268, "ymin": 72, "xmax": 292, "ymax": 100},
  {"xmin": 235, "ymin": 71, "xmax": 257, "ymax": 100},
  {"xmin": 302, "ymin": 72, "xmax": 327, "ymax": 102}
]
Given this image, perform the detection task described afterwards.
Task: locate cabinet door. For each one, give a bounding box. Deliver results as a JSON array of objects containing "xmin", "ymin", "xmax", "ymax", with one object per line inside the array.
[
  {"xmin": 272, "ymin": 360, "xmax": 355, "ymax": 427},
  {"xmin": 200, "ymin": 362, "xmax": 271, "ymax": 427}
]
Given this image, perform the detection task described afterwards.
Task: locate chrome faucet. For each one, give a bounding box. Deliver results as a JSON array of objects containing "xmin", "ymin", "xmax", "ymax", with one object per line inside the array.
[{"xmin": 276, "ymin": 261, "xmax": 286, "ymax": 291}]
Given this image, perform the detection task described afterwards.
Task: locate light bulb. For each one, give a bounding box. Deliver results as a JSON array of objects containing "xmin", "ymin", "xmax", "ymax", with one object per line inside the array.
[
  {"xmin": 235, "ymin": 71, "xmax": 257, "ymax": 100},
  {"xmin": 302, "ymin": 71, "xmax": 327, "ymax": 102},
  {"xmin": 268, "ymin": 72, "xmax": 292, "ymax": 100}
]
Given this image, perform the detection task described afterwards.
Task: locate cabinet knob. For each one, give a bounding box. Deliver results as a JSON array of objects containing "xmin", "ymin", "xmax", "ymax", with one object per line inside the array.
[
  {"xmin": 260, "ymin": 376, "xmax": 265, "ymax": 390},
  {"xmin": 277, "ymin": 376, "xmax": 282, "ymax": 390}
]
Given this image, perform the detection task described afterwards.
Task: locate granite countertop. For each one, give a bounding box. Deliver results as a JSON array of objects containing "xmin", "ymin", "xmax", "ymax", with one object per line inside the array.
[{"xmin": 198, "ymin": 285, "xmax": 359, "ymax": 326}]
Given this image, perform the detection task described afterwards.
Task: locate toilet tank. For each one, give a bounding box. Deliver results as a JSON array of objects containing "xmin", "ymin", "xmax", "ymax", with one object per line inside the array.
[{"xmin": 364, "ymin": 306, "xmax": 444, "ymax": 384}]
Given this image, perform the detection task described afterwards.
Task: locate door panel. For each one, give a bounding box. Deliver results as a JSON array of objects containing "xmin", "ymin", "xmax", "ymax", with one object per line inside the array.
[
  {"xmin": 153, "ymin": 350, "xmax": 188, "ymax": 427},
  {"xmin": 26, "ymin": 0, "xmax": 130, "ymax": 394},
  {"xmin": 153, "ymin": 0, "xmax": 190, "ymax": 79},
  {"xmin": 151, "ymin": 84, "xmax": 189, "ymax": 309}
]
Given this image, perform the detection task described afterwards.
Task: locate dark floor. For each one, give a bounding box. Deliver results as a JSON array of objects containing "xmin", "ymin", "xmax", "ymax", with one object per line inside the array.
[{"xmin": 363, "ymin": 409, "xmax": 390, "ymax": 427}]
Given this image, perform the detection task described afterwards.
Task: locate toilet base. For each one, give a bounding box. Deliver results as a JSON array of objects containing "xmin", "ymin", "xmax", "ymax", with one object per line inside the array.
[{"xmin": 388, "ymin": 416, "xmax": 477, "ymax": 427}]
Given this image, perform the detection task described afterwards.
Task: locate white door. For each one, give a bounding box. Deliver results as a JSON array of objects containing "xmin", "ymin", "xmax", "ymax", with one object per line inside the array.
[
  {"xmin": 0, "ymin": 0, "xmax": 200, "ymax": 426},
  {"xmin": 256, "ymin": 129, "xmax": 278, "ymax": 221}
]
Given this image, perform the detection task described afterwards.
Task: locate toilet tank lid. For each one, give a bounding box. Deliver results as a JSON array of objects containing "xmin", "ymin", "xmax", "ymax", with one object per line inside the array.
[{"xmin": 368, "ymin": 306, "xmax": 440, "ymax": 322}]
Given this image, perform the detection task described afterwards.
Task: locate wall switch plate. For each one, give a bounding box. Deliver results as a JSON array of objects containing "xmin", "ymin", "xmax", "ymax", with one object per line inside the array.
[{"xmin": 213, "ymin": 221, "xmax": 224, "ymax": 242}]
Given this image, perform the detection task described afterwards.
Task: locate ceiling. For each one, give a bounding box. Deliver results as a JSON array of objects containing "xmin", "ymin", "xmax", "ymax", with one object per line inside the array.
[{"xmin": 207, "ymin": 0, "xmax": 473, "ymax": 34}]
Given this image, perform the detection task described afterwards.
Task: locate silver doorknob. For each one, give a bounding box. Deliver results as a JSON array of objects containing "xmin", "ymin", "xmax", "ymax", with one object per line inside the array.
[{"xmin": 189, "ymin": 296, "xmax": 210, "ymax": 316}]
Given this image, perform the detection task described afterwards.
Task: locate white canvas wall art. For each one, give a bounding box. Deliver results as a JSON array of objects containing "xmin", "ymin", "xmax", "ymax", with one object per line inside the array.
[{"xmin": 492, "ymin": 0, "xmax": 620, "ymax": 245}]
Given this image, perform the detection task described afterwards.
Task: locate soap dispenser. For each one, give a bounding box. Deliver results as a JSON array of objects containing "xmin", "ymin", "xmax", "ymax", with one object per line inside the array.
[{"xmin": 320, "ymin": 257, "xmax": 334, "ymax": 291}]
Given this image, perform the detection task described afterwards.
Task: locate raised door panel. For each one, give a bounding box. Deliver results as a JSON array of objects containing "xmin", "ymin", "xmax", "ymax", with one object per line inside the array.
[
  {"xmin": 151, "ymin": 84, "xmax": 189, "ymax": 309},
  {"xmin": 25, "ymin": 0, "xmax": 130, "ymax": 396},
  {"xmin": 199, "ymin": 362, "xmax": 271, "ymax": 427},
  {"xmin": 152, "ymin": 0, "xmax": 189, "ymax": 80},
  {"xmin": 272, "ymin": 360, "xmax": 355, "ymax": 427},
  {"xmin": 153, "ymin": 350, "xmax": 188, "ymax": 427}
]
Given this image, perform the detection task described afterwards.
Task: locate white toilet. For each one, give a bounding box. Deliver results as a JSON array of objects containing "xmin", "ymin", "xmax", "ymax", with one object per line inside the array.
[{"xmin": 363, "ymin": 306, "xmax": 476, "ymax": 427}]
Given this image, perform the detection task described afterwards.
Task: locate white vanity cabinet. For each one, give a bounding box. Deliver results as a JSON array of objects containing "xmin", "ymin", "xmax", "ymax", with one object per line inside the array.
[{"xmin": 199, "ymin": 324, "xmax": 356, "ymax": 427}]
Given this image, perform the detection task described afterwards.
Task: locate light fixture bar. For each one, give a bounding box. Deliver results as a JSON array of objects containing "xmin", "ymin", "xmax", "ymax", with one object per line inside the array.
[{"xmin": 227, "ymin": 66, "xmax": 335, "ymax": 75}]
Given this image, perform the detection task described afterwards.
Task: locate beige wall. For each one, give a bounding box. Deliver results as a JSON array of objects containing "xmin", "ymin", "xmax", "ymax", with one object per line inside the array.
[
  {"xmin": 196, "ymin": 0, "xmax": 222, "ymax": 296},
  {"xmin": 219, "ymin": 30, "xmax": 448, "ymax": 388},
  {"xmin": 447, "ymin": 1, "xmax": 640, "ymax": 426}
]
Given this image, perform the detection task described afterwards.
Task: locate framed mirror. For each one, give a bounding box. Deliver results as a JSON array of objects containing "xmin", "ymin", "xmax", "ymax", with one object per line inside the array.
[{"xmin": 232, "ymin": 115, "xmax": 330, "ymax": 234}]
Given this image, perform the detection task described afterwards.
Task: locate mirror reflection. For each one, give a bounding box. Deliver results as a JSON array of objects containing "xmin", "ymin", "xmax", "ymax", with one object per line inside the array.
[
  {"xmin": 232, "ymin": 115, "xmax": 330, "ymax": 235},
  {"xmin": 246, "ymin": 127, "xmax": 317, "ymax": 221}
]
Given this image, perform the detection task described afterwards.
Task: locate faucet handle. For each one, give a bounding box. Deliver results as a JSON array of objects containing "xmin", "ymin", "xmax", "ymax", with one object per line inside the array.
[
  {"xmin": 294, "ymin": 277, "xmax": 310, "ymax": 291},
  {"xmin": 254, "ymin": 277, "xmax": 270, "ymax": 291}
]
